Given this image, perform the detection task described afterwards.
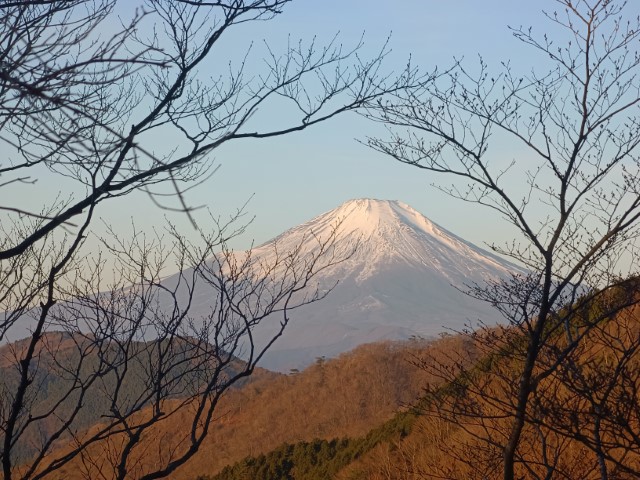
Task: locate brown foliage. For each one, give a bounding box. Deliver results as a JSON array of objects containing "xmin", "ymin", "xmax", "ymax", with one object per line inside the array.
[
  {"xmin": 29, "ymin": 338, "xmax": 447, "ymax": 479},
  {"xmin": 343, "ymin": 291, "xmax": 640, "ymax": 480}
]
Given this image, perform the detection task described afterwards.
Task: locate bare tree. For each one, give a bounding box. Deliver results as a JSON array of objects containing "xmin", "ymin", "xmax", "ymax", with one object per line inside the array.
[
  {"xmin": 364, "ymin": 0, "xmax": 640, "ymax": 478},
  {"xmin": 1, "ymin": 217, "xmax": 350, "ymax": 480},
  {"xmin": 0, "ymin": 1, "xmax": 425, "ymax": 479},
  {"xmin": 531, "ymin": 279, "xmax": 640, "ymax": 479}
]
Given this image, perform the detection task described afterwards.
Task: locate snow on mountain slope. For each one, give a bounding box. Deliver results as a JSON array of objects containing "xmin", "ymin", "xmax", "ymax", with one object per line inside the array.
[
  {"xmin": 253, "ymin": 198, "xmax": 514, "ymax": 285},
  {"xmin": 170, "ymin": 199, "xmax": 522, "ymax": 371}
]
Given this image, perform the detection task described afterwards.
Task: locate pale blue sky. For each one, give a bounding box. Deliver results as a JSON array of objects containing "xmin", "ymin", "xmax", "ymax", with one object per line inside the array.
[
  {"xmin": 14, "ymin": 1, "xmax": 578, "ymax": 255},
  {"xmin": 142, "ymin": 0, "xmax": 550, "ymax": 251}
]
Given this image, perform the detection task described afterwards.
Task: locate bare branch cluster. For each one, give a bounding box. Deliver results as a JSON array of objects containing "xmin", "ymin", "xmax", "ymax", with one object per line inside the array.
[
  {"xmin": 0, "ymin": 1, "xmax": 424, "ymax": 479},
  {"xmin": 365, "ymin": 0, "xmax": 640, "ymax": 478}
]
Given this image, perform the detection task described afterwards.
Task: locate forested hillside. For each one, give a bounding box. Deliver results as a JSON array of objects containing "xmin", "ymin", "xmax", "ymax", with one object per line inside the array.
[
  {"xmin": 204, "ymin": 281, "xmax": 640, "ymax": 479},
  {"xmin": 26, "ymin": 334, "xmax": 476, "ymax": 479},
  {"xmin": 0, "ymin": 333, "xmax": 276, "ymax": 466},
  {"xmin": 161, "ymin": 337, "xmax": 471, "ymax": 479},
  {"xmin": 9, "ymin": 281, "xmax": 640, "ymax": 480}
]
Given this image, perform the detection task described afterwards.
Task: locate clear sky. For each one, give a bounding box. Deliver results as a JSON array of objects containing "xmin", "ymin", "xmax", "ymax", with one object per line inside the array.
[
  {"xmin": 14, "ymin": 1, "xmax": 580, "ymax": 256},
  {"xmin": 163, "ymin": 0, "xmax": 552, "ymax": 251}
]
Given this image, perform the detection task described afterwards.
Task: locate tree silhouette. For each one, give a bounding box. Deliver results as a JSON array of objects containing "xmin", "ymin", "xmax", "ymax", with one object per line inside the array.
[
  {"xmin": 0, "ymin": 1, "xmax": 425, "ymax": 478},
  {"xmin": 365, "ymin": 0, "xmax": 640, "ymax": 478}
]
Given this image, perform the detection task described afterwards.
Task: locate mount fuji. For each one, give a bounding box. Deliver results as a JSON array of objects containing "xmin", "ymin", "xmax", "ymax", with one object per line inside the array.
[{"xmin": 226, "ymin": 198, "xmax": 520, "ymax": 371}]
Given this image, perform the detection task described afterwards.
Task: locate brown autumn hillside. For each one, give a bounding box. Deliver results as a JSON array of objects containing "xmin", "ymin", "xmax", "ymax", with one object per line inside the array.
[
  {"xmin": 190, "ymin": 282, "xmax": 640, "ymax": 480},
  {"xmin": 0, "ymin": 332, "xmax": 278, "ymax": 472},
  {"xmin": 333, "ymin": 294, "xmax": 640, "ymax": 479},
  {"xmin": 26, "ymin": 334, "xmax": 478, "ymax": 480},
  {"xmin": 18, "ymin": 286, "xmax": 640, "ymax": 480}
]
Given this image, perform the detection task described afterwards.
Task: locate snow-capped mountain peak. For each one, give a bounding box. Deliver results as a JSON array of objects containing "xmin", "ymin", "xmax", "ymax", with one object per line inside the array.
[{"xmin": 256, "ymin": 198, "xmax": 514, "ymax": 285}]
